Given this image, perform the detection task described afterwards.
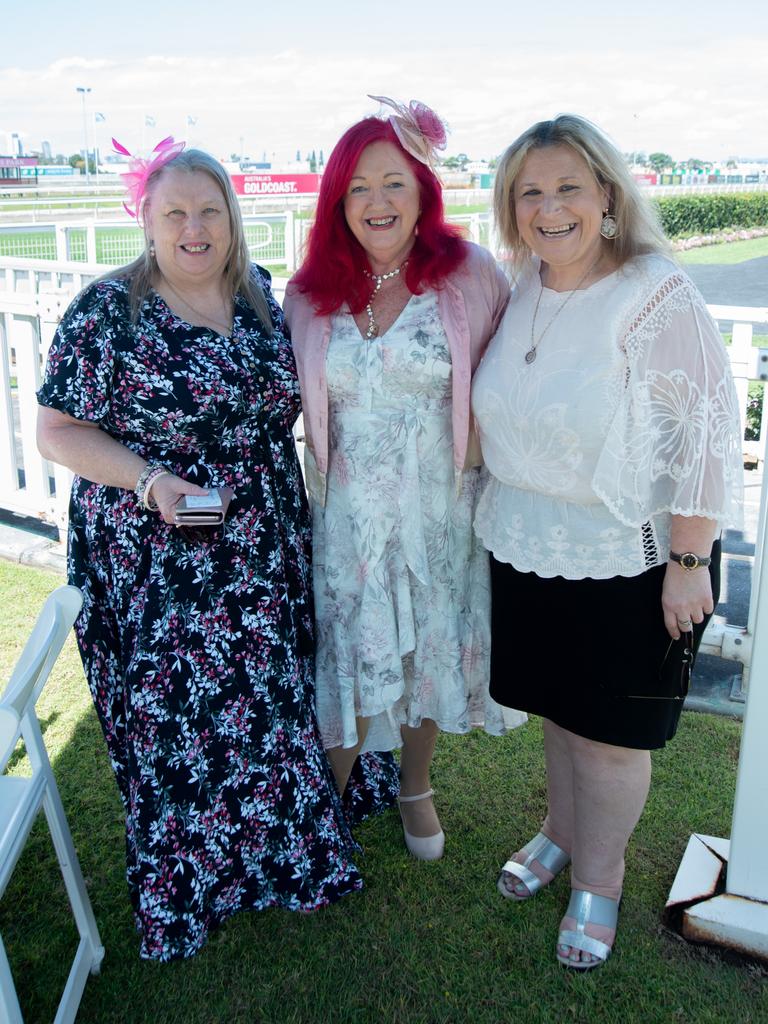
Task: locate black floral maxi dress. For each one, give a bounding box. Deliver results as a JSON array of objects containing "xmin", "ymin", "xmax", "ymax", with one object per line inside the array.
[{"xmin": 38, "ymin": 270, "xmax": 397, "ymax": 961}]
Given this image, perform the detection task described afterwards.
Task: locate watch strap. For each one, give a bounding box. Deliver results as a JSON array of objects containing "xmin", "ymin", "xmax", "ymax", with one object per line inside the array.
[{"xmin": 669, "ymin": 550, "xmax": 712, "ymax": 570}]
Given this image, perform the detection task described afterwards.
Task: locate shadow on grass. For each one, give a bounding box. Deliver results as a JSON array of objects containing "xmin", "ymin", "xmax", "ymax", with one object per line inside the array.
[
  {"xmin": 5, "ymin": 711, "xmax": 62, "ymax": 773},
  {"xmin": 2, "ymin": 699, "xmax": 767, "ymax": 1024}
]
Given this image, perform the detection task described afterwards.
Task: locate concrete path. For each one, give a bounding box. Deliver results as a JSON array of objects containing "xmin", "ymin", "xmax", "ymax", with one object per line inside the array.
[{"xmin": 686, "ymin": 257, "xmax": 768, "ymax": 333}]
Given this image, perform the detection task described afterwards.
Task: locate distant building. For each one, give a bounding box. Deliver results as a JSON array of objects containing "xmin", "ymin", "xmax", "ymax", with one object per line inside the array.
[
  {"xmin": 0, "ymin": 155, "xmax": 38, "ymax": 187},
  {"xmin": 42, "ymin": 140, "xmax": 52, "ymax": 160},
  {"xmin": 281, "ymin": 160, "xmax": 312, "ymax": 173}
]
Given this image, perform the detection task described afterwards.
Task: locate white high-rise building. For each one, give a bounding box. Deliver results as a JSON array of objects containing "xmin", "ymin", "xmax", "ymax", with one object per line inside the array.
[{"xmin": 0, "ymin": 132, "xmax": 25, "ymax": 156}]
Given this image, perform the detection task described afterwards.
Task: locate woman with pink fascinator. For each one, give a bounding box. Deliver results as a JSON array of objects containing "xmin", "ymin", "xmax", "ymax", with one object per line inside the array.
[
  {"xmin": 285, "ymin": 98, "xmax": 526, "ymax": 860},
  {"xmin": 36, "ymin": 141, "xmax": 397, "ymax": 960}
]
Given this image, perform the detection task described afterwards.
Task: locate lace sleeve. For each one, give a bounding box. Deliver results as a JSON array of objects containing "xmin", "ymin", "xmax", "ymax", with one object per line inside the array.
[{"xmin": 592, "ymin": 268, "xmax": 743, "ymax": 529}]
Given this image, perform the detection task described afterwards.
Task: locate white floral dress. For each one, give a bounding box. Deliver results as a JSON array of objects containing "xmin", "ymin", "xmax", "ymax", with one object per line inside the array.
[{"xmin": 311, "ymin": 290, "xmax": 521, "ymax": 753}]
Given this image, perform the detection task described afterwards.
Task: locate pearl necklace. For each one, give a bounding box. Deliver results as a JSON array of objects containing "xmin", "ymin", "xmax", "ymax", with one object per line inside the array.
[
  {"xmin": 161, "ymin": 278, "xmax": 233, "ymax": 337},
  {"xmin": 363, "ymin": 261, "xmax": 407, "ymax": 340},
  {"xmin": 524, "ymin": 257, "xmax": 601, "ymax": 365}
]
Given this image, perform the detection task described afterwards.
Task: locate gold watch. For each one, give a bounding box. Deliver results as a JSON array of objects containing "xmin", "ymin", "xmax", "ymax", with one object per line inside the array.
[{"xmin": 669, "ymin": 550, "xmax": 711, "ymax": 572}]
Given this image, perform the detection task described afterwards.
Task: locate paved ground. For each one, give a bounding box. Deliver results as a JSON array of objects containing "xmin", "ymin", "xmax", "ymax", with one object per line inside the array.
[{"xmin": 686, "ymin": 256, "xmax": 768, "ymax": 333}]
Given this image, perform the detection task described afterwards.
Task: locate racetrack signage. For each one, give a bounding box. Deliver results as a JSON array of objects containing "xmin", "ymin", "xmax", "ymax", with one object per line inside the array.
[{"xmin": 231, "ymin": 173, "xmax": 321, "ymax": 196}]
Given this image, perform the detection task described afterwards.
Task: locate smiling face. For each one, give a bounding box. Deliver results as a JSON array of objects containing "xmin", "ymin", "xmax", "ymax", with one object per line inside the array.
[
  {"xmin": 145, "ymin": 168, "xmax": 232, "ymax": 290},
  {"xmin": 514, "ymin": 144, "xmax": 611, "ymax": 287},
  {"xmin": 343, "ymin": 140, "xmax": 421, "ymax": 274}
]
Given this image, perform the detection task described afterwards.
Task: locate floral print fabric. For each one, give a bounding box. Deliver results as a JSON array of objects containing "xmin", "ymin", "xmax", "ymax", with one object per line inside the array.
[
  {"xmin": 312, "ymin": 291, "xmax": 522, "ymax": 753},
  {"xmin": 37, "ymin": 273, "xmax": 396, "ymax": 961}
]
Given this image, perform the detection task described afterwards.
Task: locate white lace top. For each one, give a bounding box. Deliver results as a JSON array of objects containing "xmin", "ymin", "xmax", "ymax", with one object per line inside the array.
[{"xmin": 471, "ymin": 254, "xmax": 743, "ymax": 580}]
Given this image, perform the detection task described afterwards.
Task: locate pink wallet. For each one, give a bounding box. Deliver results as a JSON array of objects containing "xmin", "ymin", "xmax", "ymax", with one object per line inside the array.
[{"xmin": 174, "ymin": 486, "xmax": 234, "ymax": 526}]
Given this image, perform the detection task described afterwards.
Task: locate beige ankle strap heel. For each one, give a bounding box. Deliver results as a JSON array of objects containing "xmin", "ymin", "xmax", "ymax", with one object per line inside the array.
[{"xmin": 397, "ymin": 789, "xmax": 445, "ymax": 861}]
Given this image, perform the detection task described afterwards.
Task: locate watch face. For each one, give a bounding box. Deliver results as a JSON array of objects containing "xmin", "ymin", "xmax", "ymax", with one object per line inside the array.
[{"xmin": 680, "ymin": 553, "xmax": 699, "ymax": 570}]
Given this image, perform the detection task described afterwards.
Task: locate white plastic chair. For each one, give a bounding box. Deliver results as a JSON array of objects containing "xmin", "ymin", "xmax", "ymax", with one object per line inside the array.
[{"xmin": 0, "ymin": 585, "xmax": 104, "ymax": 1024}]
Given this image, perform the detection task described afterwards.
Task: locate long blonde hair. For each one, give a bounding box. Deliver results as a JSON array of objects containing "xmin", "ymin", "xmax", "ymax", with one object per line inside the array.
[
  {"xmin": 494, "ymin": 114, "xmax": 670, "ymax": 271},
  {"xmin": 108, "ymin": 149, "xmax": 272, "ymax": 332}
]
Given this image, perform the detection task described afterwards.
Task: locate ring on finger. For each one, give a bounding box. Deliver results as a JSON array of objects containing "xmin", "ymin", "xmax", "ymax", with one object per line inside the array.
[{"xmin": 677, "ymin": 617, "xmax": 693, "ymax": 629}]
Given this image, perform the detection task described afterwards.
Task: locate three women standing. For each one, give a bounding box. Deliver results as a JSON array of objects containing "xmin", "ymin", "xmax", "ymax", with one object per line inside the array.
[{"xmin": 36, "ymin": 104, "xmax": 740, "ymax": 970}]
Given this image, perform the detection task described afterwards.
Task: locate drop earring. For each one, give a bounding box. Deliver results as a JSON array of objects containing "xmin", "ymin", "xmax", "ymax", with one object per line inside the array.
[
  {"xmin": 149, "ymin": 241, "xmax": 156, "ymax": 258},
  {"xmin": 600, "ymin": 210, "xmax": 618, "ymax": 239}
]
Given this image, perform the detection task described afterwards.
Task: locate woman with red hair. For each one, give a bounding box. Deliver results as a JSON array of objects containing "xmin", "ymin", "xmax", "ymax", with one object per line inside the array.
[{"xmin": 285, "ymin": 98, "xmax": 524, "ymax": 860}]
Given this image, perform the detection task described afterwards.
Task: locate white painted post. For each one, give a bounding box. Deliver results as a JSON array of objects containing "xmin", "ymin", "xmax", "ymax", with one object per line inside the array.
[
  {"xmin": 758, "ymin": 377, "xmax": 768, "ymax": 467},
  {"xmin": 730, "ymin": 322, "xmax": 753, "ymax": 442},
  {"xmin": 85, "ymin": 224, "xmax": 97, "ymax": 264},
  {"xmin": 36, "ymin": 319, "xmax": 72, "ymax": 535},
  {"xmin": 10, "ymin": 314, "xmax": 48, "ymax": 510},
  {"xmin": 55, "ymin": 225, "xmax": 69, "ymax": 262},
  {"xmin": 284, "ymin": 210, "xmax": 295, "ymax": 273},
  {"xmin": 0, "ymin": 314, "xmax": 17, "ymax": 500},
  {"xmin": 727, "ymin": 493, "xmax": 768, "ymax": 901}
]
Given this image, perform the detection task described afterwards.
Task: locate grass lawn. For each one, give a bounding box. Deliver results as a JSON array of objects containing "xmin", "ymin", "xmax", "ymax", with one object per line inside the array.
[
  {"xmin": 0, "ymin": 560, "xmax": 763, "ymax": 1023},
  {"xmin": 444, "ymin": 204, "xmax": 490, "ymax": 216},
  {"xmin": 677, "ymin": 236, "xmax": 768, "ymax": 265}
]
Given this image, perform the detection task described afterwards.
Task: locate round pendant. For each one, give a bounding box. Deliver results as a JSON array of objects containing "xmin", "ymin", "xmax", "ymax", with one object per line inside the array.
[{"xmin": 524, "ymin": 348, "xmax": 537, "ymax": 364}]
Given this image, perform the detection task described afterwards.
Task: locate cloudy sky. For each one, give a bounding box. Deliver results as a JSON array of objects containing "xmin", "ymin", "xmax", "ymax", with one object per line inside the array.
[{"xmin": 3, "ymin": 0, "xmax": 767, "ymax": 164}]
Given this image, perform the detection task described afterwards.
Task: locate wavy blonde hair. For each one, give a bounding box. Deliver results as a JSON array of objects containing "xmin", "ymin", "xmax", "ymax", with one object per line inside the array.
[
  {"xmin": 109, "ymin": 148, "xmax": 272, "ymax": 332},
  {"xmin": 494, "ymin": 114, "xmax": 670, "ymax": 271}
]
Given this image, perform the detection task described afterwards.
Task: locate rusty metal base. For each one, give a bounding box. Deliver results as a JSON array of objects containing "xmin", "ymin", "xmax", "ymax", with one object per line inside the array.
[{"xmin": 665, "ymin": 833, "xmax": 768, "ymax": 962}]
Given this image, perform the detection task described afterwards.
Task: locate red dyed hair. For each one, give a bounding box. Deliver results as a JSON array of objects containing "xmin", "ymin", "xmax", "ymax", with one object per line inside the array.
[{"xmin": 291, "ymin": 117, "xmax": 466, "ymax": 315}]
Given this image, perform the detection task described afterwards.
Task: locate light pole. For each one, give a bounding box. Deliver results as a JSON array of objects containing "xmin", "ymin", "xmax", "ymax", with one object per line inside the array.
[{"xmin": 76, "ymin": 86, "xmax": 92, "ymax": 185}]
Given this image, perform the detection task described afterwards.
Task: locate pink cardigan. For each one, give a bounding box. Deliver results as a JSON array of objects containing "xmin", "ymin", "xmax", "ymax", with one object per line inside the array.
[{"xmin": 283, "ymin": 242, "xmax": 510, "ymax": 504}]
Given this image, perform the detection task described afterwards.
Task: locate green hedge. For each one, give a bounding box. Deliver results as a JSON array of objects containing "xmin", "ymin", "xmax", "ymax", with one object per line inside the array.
[{"xmin": 656, "ymin": 192, "xmax": 768, "ymax": 238}]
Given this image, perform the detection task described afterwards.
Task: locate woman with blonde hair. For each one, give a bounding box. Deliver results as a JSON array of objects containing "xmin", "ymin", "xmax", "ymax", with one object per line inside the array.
[
  {"xmin": 472, "ymin": 114, "xmax": 741, "ymax": 968},
  {"xmin": 36, "ymin": 140, "xmax": 394, "ymax": 960}
]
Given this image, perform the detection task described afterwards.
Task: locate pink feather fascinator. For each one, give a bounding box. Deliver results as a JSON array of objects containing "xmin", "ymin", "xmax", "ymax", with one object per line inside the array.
[
  {"xmin": 113, "ymin": 136, "xmax": 186, "ymax": 219},
  {"xmin": 368, "ymin": 95, "xmax": 447, "ymax": 171}
]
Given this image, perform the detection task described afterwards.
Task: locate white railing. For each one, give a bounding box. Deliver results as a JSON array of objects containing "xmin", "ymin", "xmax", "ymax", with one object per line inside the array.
[
  {"xmin": 0, "ymin": 214, "xmax": 296, "ymax": 269},
  {"xmin": 0, "ymin": 212, "xmax": 492, "ymax": 274}
]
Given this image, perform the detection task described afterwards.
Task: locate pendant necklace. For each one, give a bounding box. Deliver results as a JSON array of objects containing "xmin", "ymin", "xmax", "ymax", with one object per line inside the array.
[
  {"xmin": 161, "ymin": 278, "xmax": 233, "ymax": 337},
  {"xmin": 524, "ymin": 257, "xmax": 601, "ymax": 365},
  {"xmin": 364, "ymin": 260, "xmax": 407, "ymax": 340}
]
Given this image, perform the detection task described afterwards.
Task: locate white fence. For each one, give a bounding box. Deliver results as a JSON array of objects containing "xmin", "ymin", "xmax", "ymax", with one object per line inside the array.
[
  {"xmin": 0, "ymin": 215, "xmax": 297, "ymax": 269},
  {"xmin": 0, "ymin": 213, "xmax": 491, "ymax": 273}
]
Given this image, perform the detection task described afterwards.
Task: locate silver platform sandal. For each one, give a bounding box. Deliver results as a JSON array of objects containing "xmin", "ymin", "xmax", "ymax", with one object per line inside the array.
[
  {"xmin": 556, "ymin": 889, "xmax": 620, "ymax": 970},
  {"xmin": 497, "ymin": 832, "xmax": 571, "ymax": 901}
]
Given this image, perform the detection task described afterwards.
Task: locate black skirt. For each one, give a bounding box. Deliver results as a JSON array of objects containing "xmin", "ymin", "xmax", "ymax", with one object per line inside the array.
[{"xmin": 489, "ymin": 541, "xmax": 721, "ymax": 749}]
